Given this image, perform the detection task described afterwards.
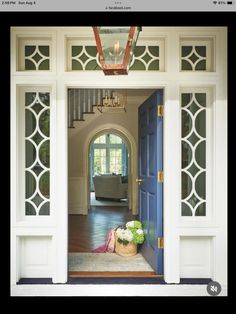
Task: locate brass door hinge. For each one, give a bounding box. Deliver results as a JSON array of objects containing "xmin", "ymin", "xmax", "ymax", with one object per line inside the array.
[
  {"xmin": 158, "ymin": 237, "xmax": 164, "ymax": 249},
  {"xmin": 157, "ymin": 105, "xmax": 164, "ymax": 117},
  {"xmin": 157, "ymin": 171, "xmax": 164, "ymax": 183}
]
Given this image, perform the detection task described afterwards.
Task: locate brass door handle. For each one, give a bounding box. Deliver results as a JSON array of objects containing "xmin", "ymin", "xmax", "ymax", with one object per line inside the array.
[{"xmin": 136, "ymin": 178, "xmax": 143, "ymax": 185}]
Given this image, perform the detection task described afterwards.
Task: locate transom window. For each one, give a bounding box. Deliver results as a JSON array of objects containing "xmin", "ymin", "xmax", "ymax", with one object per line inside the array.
[
  {"xmin": 18, "ymin": 38, "xmax": 52, "ymax": 71},
  {"xmin": 180, "ymin": 38, "xmax": 214, "ymax": 72}
]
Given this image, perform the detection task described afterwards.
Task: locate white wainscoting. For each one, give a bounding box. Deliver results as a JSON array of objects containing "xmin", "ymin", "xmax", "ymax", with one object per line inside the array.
[
  {"xmin": 180, "ymin": 236, "xmax": 213, "ymax": 278},
  {"xmin": 68, "ymin": 177, "xmax": 86, "ymax": 214},
  {"xmin": 19, "ymin": 236, "xmax": 52, "ymax": 278}
]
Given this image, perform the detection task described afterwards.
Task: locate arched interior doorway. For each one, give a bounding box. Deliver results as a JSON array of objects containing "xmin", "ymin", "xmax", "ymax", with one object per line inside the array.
[
  {"xmin": 84, "ymin": 124, "xmax": 138, "ymax": 215},
  {"xmin": 68, "ymin": 126, "xmax": 139, "ymax": 255},
  {"xmin": 89, "ymin": 131, "xmax": 129, "ymax": 208}
]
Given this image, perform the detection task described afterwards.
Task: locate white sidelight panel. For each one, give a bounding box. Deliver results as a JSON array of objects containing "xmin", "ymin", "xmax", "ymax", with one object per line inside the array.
[
  {"xmin": 11, "ymin": 83, "xmax": 66, "ymax": 283},
  {"xmin": 180, "ymin": 236, "xmax": 213, "ymax": 278},
  {"xmin": 180, "ymin": 89, "xmax": 212, "ymax": 218},
  {"xmin": 24, "ymin": 91, "xmax": 51, "ymax": 217},
  {"xmin": 20, "ymin": 236, "xmax": 52, "ymax": 278}
]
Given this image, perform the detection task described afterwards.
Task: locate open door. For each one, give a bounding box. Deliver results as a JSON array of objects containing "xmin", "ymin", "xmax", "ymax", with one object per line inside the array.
[{"xmin": 138, "ymin": 90, "xmax": 163, "ymax": 275}]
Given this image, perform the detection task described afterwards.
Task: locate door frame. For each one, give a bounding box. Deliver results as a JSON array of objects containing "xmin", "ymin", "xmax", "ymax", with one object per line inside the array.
[
  {"xmin": 66, "ymin": 82, "xmax": 172, "ymax": 279},
  {"xmin": 11, "ymin": 27, "xmax": 227, "ymax": 288}
]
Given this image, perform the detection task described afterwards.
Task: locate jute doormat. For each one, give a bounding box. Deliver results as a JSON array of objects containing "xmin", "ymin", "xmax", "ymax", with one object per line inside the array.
[{"xmin": 69, "ymin": 253, "xmax": 154, "ymax": 272}]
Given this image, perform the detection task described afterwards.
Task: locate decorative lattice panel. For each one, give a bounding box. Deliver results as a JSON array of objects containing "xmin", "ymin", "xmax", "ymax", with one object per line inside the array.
[
  {"xmin": 181, "ymin": 92, "xmax": 206, "ymax": 216},
  {"xmin": 181, "ymin": 46, "xmax": 206, "ymax": 71},
  {"xmin": 70, "ymin": 45, "xmax": 162, "ymax": 71},
  {"xmin": 24, "ymin": 45, "xmax": 50, "ymax": 70},
  {"xmin": 71, "ymin": 46, "xmax": 100, "ymax": 70},
  {"xmin": 25, "ymin": 92, "xmax": 50, "ymax": 215},
  {"xmin": 130, "ymin": 45, "xmax": 160, "ymax": 70},
  {"xmin": 180, "ymin": 38, "xmax": 214, "ymax": 71}
]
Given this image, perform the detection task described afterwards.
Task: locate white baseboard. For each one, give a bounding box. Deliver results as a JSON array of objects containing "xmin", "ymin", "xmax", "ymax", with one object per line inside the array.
[{"xmin": 11, "ymin": 284, "xmax": 227, "ymax": 296}]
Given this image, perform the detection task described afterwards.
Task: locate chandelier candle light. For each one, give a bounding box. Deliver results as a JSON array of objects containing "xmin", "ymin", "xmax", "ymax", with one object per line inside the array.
[
  {"xmin": 97, "ymin": 90, "xmax": 127, "ymax": 113},
  {"xmin": 93, "ymin": 26, "xmax": 142, "ymax": 75}
]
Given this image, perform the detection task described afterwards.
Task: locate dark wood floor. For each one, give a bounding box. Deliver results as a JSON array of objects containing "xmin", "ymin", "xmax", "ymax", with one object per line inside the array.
[
  {"xmin": 68, "ymin": 206, "xmax": 161, "ymax": 278},
  {"xmin": 69, "ymin": 206, "xmax": 138, "ymax": 252}
]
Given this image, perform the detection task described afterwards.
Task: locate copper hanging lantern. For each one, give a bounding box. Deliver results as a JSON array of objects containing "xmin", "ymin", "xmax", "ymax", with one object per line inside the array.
[{"xmin": 92, "ymin": 26, "xmax": 142, "ymax": 75}]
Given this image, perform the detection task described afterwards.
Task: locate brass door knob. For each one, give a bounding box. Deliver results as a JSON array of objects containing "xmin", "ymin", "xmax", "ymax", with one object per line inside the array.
[{"xmin": 136, "ymin": 178, "xmax": 143, "ymax": 185}]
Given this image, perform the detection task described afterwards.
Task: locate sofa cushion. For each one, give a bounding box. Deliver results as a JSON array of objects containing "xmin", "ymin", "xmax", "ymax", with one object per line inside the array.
[{"xmin": 93, "ymin": 175, "xmax": 128, "ymax": 199}]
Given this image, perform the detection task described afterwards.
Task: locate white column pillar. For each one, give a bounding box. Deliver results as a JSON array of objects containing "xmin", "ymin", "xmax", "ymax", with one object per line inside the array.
[
  {"xmin": 52, "ymin": 79, "xmax": 68, "ymax": 283},
  {"xmin": 164, "ymin": 83, "xmax": 181, "ymax": 283}
]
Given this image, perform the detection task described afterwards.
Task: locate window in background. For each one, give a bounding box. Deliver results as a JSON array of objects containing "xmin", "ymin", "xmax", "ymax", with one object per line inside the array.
[{"xmin": 90, "ymin": 133, "xmax": 128, "ymax": 191}]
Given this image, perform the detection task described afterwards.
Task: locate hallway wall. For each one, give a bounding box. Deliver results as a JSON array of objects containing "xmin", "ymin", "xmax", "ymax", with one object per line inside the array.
[
  {"xmin": 68, "ymin": 104, "xmax": 138, "ymax": 177},
  {"xmin": 68, "ymin": 103, "xmax": 138, "ymax": 214}
]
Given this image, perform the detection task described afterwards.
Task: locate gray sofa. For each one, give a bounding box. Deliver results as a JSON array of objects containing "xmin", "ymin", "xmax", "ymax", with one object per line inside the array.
[{"xmin": 93, "ymin": 175, "xmax": 128, "ymax": 200}]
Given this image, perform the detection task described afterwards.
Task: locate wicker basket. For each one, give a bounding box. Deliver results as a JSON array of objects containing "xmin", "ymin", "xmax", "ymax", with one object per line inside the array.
[{"xmin": 115, "ymin": 236, "xmax": 137, "ymax": 257}]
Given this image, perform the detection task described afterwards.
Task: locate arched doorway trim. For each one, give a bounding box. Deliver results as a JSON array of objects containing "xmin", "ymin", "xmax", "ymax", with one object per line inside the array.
[{"xmin": 83, "ymin": 124, "xmax": 138, "ymax": 215}]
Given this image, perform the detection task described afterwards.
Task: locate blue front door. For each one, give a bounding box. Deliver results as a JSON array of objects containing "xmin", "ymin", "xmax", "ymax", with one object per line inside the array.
[{"xmin": 138, "ymin": 90, "xmax": 163, "ymax": 274}]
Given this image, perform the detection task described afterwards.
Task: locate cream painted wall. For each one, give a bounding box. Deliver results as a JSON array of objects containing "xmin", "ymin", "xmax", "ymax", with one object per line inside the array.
[
  {"xmin": 68, "ymin": 103, "xmax": 139, "ymax": 177},
  {"xmin": 68, "ymin": 102, "xmax": 140, "ymax": 214}
]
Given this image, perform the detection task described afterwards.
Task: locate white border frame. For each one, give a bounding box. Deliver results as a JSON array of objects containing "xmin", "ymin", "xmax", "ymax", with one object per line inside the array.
[{"xmin": 11, "ymin": 27, "xmax": 227, "ymax": 293}]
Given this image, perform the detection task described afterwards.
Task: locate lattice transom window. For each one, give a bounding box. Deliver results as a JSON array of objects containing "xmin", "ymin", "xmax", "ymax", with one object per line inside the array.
[
  {"xmin": 25, "ymin": 92, "xmax": 50, "ymax": 215},
  {"xmin": 180, "ymin": 38, "xmax": 214, "ymax": 71},
  {"xmin": 67, "ymin": 39, "xmax": 165, "ymax": 71},
  {"xmin": 71, "ymin": 45, "xmax": 101, "ymax": 70},
  {"xmin": 129, "ymin": 41, "xmax": 165, "ymax": 71},
  {"xmin": 181, "ymin": 92, "xmax": 209, "ymax": 217},
  {"xmin": 18, "ymin": 38, "xmax": 51, "ymax": 71}
]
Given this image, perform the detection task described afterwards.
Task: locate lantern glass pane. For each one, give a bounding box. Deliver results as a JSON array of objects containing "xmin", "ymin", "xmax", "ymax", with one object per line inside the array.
[
  {"xmin": 98, "ymin": 27, "xmax": 130, "ymax": 65},
  {"xmin": 128, "ymin": 27, "xmax": 140, "ymax": 67}
]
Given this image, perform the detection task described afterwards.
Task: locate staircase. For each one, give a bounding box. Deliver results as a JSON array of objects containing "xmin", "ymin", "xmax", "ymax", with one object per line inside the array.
[{"xmin": 68, "ymin": 89, "xmax": 106, "ymax": 128}]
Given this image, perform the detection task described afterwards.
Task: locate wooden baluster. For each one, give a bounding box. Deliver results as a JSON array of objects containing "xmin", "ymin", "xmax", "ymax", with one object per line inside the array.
[
  {"xmin": 87, "ymin": 89, "xmax": 92, "ymax": 112},
  {"xmin": 73, "ymin": 89, "xmax": 76, "ymax": 121},
  {"xmin": 74, "ymin": 89, "xmax": 79, "ymax": 121},
  {"xmin": 92, "ymin": 89, "xmax": 96, "ymax": 111},
  {"xmin": 79, "ymin": 89, "xmax": 84, "ymax": 120},
  {"xmin": 68, "ymin": 89, "xmax": 74, "ymax": 128}
]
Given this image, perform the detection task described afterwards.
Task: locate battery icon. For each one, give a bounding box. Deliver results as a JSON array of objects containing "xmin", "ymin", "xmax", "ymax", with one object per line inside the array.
[{"xmin": 227, "ymin": 1, "xmax": 233, "ymax": 4}]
